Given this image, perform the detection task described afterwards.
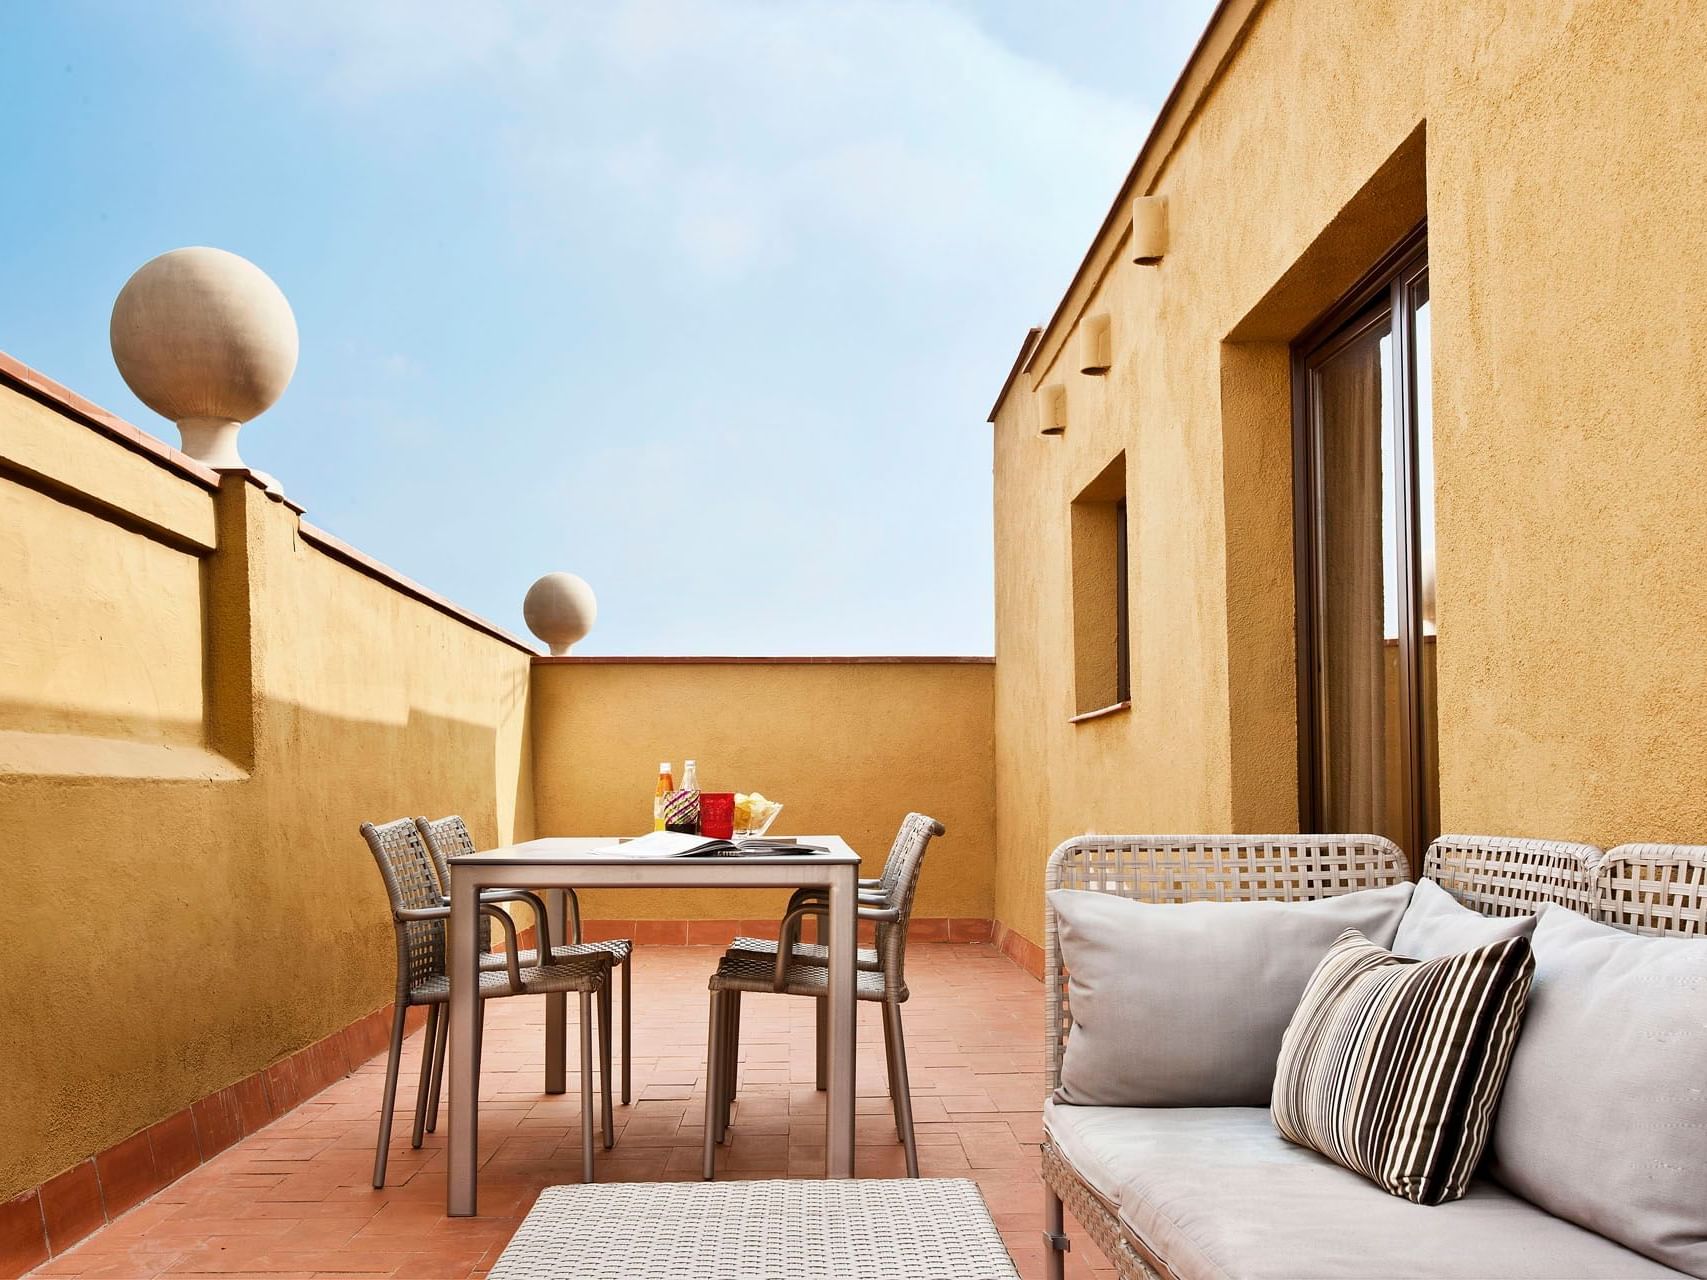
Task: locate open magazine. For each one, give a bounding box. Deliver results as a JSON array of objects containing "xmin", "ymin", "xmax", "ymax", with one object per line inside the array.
[{"xmin": 599, "ymin": 831, "xmax": 828, "ymax": 858}]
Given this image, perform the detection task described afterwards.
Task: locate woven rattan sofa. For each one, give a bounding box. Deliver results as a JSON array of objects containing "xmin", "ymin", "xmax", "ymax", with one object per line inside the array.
[{"xmin": 1040, "ymin": 834, "xmax": 1707, "ymax": 1280}]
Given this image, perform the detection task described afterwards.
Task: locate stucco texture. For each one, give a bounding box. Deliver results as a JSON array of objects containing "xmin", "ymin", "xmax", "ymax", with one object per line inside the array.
[
  {"xmin": 0, "ymin": 380, "xmax": 536, "ymax": 1200},
  {"xmin": 530, "ymin": 659, "xmax": 995, "ymax": 922},
  {"xmin": 991, "ymin": 0, "xmax": 1707, "ymax": 945}
]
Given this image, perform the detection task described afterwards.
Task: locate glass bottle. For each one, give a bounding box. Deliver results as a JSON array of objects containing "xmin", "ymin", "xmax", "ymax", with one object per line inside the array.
[
  {"xmin": 653, "ymin": 762, "xmax": 673, "ymax": 832},
  {"xmin": 667, "ymin": 759, "xmax": 702, "ymax": 835}
]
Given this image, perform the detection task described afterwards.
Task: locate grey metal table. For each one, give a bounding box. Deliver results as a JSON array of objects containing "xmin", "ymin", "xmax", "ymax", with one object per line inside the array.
[
  {"xmin": 487, "ymin": 1179, "xmax": 1021, "ymax": 1279},
  {"xmin": 448, "ymin": 836, "xmax": 863, "ymax": 1217}
]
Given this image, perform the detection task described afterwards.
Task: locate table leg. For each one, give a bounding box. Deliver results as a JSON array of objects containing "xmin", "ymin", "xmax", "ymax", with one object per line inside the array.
[
  {"xmin": 448, "ymin": 870, "xmax": 480, "ymax": 1216},
  {"xmin": 825, "ymin": 864, "xmax": 856, "ymax": 1177},
  {"xmin": 545, "ymin": 888, "xmax": 568, "ymax": 1094}
]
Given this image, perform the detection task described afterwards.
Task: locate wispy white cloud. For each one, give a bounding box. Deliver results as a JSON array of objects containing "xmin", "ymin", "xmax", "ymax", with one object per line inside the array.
[
  {"xmin": 205, "ymin": 0, "xmax": 1148, "ymax": 296},
  {"xmin": 183, "ymin": 0, "xmax": 1187, "ymax": 651}
]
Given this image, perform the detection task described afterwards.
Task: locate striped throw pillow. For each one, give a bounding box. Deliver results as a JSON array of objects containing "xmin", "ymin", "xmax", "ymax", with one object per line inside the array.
[{"xmin": 1271, "ymin": 928, "xmax": 1534, "ymax": 1205}]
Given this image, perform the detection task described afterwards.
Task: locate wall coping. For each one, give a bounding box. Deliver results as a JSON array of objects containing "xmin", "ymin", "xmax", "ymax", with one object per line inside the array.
[
  {"xmin": 988, "ymin": 0, "xmax": 1267, "ymax": 414},
  {"xmin": 0, "ymin": 346, "xmax": 539, "ymax": 658},
  {"xmin": 533, "ymin": 655, "xmax": 995, "ymax": 665},
  {"xmin": 0, "ymin": 349, "xmax": 220, "ymax": 490},
  {"xmin": 297, "ymin": 521, "xmax": 539, "ymax": 656}
]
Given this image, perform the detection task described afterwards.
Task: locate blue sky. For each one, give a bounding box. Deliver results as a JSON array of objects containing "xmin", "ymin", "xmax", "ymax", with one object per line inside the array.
[{"xmin": 1, "ymin": 1, "xmax": 1212, "ymax": 654}]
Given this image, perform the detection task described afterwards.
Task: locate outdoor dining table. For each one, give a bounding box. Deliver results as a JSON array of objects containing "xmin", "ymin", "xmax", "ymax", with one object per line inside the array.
[{"xmin": 446, "ymin": 835, "xmax": 864, "ymax": 1216}]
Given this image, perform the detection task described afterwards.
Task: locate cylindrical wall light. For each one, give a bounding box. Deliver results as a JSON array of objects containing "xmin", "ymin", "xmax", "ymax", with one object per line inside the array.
[
  {"xmin": 1079, "ymin": 313, "xmax": 1112, "ymax": 375},
  {"xmin": 1038, "ymin": 384, "xmax": 1067, "ymax": 436},
  {"xmin": 1131, "ymin": 195, "xmax": 1168, "ymax": 265}
]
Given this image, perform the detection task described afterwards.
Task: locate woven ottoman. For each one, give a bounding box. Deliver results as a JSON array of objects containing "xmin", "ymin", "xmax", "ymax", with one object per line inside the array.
[{"xmin": 488, "ymin": 1178, "xmax": 1020, "ymax": 1279}]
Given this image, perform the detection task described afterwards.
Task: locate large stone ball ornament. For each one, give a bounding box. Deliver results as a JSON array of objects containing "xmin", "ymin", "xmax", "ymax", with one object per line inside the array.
[
  {"xmin": 110, "ymin": 247, "xmax": 299, "ymax": 470},
  {"xmin": 524, "ymin": 573, "xmax": 598, "ymax": 655}
]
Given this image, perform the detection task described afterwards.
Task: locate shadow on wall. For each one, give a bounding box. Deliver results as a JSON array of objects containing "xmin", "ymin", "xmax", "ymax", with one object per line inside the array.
[{"xmin": 0, "ymin": 696, "xmax": 513, "ymax": 1203}]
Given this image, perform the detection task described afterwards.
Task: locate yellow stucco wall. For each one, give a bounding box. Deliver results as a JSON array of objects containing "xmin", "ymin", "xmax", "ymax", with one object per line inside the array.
[
  {"xmin": 530, "ymin": 659, "xmax": 995, "ymax": 922},
  {"xmin": 0, "ymin": 375, "xmax": 536, "ymax": 1199},
  {"xmin": 992, "ymin": 0, "xmax": 1707, "ymax": 944}
]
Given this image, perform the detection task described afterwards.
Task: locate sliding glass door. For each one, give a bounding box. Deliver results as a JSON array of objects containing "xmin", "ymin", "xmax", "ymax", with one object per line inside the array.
[{"xmin": 1294, "ymin": 229, "xmax": 1436, "ymax": 869}]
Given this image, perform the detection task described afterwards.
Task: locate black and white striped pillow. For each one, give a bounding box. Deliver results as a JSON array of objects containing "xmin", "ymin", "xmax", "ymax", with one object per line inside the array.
[{"xmin": 1271, "ymin": 928, "xmax": 1534, "ymax": 1205}]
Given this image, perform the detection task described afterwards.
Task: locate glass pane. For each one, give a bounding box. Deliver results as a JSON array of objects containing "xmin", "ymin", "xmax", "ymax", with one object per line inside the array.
[
  {"xmin": 1313, "ymin": 314, "xmax": 1403, "ymax": 847},
  {"xmin": 1412, "ymin": 277, "xmax": 1440, "ymax": 840}
]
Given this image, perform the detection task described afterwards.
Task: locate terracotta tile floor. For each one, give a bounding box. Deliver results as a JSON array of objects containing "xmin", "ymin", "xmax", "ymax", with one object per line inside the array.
[{"xmin": 31, "ymin": 944, "xmax": 1112, "ymax": 1278}]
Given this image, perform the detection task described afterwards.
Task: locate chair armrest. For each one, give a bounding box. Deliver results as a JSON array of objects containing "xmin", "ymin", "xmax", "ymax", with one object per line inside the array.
[
  {"xmin": 479, "ymin": 903, "xmax": 525, "ymax": 992},
  {"xmin": 476, "ymin": 889, "xmax": 552, "ymax": 957},
  {"xmin": 402, "ymin": 902, "xmax": 525, "ymax": 990},
  {"xmin": 789, "ymin": 887, "xmax": 890, "ymax": 910},
  {"xmin": 773, "ymin": 902, "xmax": 898, "ymax": 987},
  {"xmin": 775, "ymin": 903, "xmax": 821, "ymax": 989},
  {"xmin": 397, "ymin": 904, "xmax": 450, "ymax": 921}
]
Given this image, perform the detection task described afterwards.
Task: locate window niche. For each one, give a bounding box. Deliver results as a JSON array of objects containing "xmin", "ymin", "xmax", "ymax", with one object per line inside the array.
[{"xmin": 1069, "ymin": 452, "xmax": 1130, "ymax": 720}]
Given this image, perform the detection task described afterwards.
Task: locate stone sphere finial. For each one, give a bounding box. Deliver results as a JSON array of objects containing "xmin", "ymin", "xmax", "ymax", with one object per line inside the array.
[
  {"xmin": 524, "ymin": 572, "xmax": 598, "ymax": 655},
  {"xmin": 110, "ymin": 247, "xmax": 299, "ymax": 470}
]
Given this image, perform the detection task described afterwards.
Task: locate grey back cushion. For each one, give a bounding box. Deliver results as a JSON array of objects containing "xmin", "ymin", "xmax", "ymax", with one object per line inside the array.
[
  {"xmin": 1490, "ymin": 906, "xmax": 1707, "ymax": 1278},
  {"xmin": 1393, "ymin": 876, "xmax": 1538, "ymax": 959},
  {"xmin": 1050, "ymin": 882, "xmax": 1413, "ymax": 1106}
]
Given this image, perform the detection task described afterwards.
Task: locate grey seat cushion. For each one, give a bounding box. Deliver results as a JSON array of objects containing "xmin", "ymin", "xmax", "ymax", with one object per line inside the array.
[
  {"xmin": 1049, "ymin": 883, "xmax": 1412, "ymax": 1105},
  {"xmin": 1392, "ymin": 876, "xmax": 1538, "ymax": 959},
  {"xmin": 1489, "ymin": 906, "xmax": 1707, "ymax": 1277},
  {"xmin": 1043, "ymin": 1102, "xmax": 1686, "ymax": 1280}
]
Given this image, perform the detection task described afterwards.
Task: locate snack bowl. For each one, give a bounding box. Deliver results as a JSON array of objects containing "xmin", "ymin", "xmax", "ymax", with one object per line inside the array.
[{"xmin": 734, "ymin": 793, "xmax": 783, "ymax": 839}]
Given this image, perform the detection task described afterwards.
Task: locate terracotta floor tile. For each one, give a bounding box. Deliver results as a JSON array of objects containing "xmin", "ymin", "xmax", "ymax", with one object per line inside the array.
[{"xmin": 28, "ymin": 943, "xmax": 1083, "ymax": 1279}]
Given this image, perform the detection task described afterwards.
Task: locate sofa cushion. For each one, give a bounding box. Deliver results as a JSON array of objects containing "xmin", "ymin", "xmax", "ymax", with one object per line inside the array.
[
  {"xmin": 1393, "ymin": 876, "xmax": 1539, "ymax": 959},
  {"xmin": 1490, "ymin": 906, "xmax": 1707, "ymax": 1277},
  {"xmin": 1049, "ymin": 883, "xmax": 1412, "ymax": 1105},
  {"xmin": 1042, "ymin": 1101, "xmax": 1686, "ymax": 1280},
  {"xmin": 1271, "ymin": 929, "xmax": 1533, "ymax": 1204}
]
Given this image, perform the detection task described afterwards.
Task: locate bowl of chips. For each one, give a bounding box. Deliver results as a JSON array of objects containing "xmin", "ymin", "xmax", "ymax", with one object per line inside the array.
[{"xmin": 733, "ymin": 792, "xmax": 783, "ymax": 839}]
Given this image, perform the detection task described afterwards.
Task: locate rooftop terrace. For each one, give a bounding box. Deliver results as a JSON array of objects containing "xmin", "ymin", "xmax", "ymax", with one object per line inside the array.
[{"xmin": 19, "ymin": 945, "xmax": 1091, "ymax": 1280}]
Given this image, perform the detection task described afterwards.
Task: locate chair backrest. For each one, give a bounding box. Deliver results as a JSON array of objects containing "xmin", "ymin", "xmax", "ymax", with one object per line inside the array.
[
  {"xmin": 1590, "ymin": 843, "xmax": 1707, "ymax": 937},
  {"xmin": 873, "ymin": 819, "xmax": 919, "ymax": 896},
  {"xmin": 1042, "ymin": 833, "xmax": 1409, "ymax": 1089},
  {"xmin": 416, "ymin": 815, "xmax": 477, "ymax": 891},
  {"xmin": 1421, "ymin": 834, "xmax": 1597, "ymax": 917},
  {"xmin": 1424, "ymin": 835, "xmax": 1706, "ymax": 938},
  {"xmin": 415, "ymin": 815, "xmax": 492, "ymax": 954},
  {"xmin": 874, "ymin": 812, "xmax": 946, "ymax": 998},
  {"xmin": 360, "ymin": 818, "xmax": 450, "ymax": 999}
]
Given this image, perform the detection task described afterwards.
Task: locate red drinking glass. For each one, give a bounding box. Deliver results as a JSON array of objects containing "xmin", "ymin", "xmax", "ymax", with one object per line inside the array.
[{"xmin": 700, "ymin": 792, "xmax": 735, "ymax": 840}]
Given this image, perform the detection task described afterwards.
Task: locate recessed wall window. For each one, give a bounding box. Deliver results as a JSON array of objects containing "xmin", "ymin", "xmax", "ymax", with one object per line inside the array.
[
  {"xmin": 1293, "ymin": 227, "xmax": 1437, "ymax": 867},
  {"xmin": 1070, "ymin": 453, "xmax": 1130, "ymax": 718}
]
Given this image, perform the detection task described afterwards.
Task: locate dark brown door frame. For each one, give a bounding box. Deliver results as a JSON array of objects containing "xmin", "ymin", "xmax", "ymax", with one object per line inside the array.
[{"xmin": 1291, "ymin": 222, "xmax": 1433, "ymax": 870}]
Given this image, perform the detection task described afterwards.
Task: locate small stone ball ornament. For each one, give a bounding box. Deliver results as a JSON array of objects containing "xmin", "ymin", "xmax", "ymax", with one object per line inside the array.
[
  {"xmin": 524, "ymin": 573, "xmax": 598, "ymax": 655},
  {"xmin": 110, "ymin": 247, "xmax": 299, "ymax": 470}
]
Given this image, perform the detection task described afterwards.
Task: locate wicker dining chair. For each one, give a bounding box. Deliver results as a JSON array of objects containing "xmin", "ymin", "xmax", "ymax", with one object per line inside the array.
[
  {"xmin": 721, "ymin": 822, "xmax": 913, "ymax": 1089},
  {"xmin": 415, "ymin": 816, "xmax": 636, "ymax": 1130},
  {"xmin": 702, "ymin": 813, "xmax": 945, "ymax": 1180},
  {"xmin": 359, "ymin": 819, "xmax": 613, "ymax": 1187}
]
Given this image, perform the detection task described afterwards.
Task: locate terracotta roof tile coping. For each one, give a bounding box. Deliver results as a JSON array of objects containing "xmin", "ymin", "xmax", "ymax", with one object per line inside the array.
[
  {"xmin": 0, "ymin": 347, "xmax": 540, "ymax": 657},
  {"xmin": 297, "ymin": 521, "xmax": 539, "ymax": 655},
  {"xmin": 0, "ymin": 348, "xmax": 221, "ymax": 489},
  {"xmin": 2, "ymin": 349, "xmax": 989, "ymax": 666}
]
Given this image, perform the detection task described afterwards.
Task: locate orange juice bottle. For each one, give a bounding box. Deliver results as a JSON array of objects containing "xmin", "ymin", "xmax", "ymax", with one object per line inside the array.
[{"xmin": 653, "ymin": 762, "xmax": 674, "ymax": 831}]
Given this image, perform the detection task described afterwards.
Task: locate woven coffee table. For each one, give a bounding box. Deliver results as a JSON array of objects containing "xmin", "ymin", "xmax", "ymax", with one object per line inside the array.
[{"xmin": 488, "ymin": 1178, "xmax": 1020, "ymax": 1279}]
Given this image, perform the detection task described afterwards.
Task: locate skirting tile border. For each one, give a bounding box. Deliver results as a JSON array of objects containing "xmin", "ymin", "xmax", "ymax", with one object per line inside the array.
[
  {"xmin": 0, "ymin": 1002, "xmax": 428, "ymax": 1279},
  {"xmin": 992, "ymin": 918, "xmax": 1044, "ymax": 979},
  {"xmin": 547, "ymin": 917, "xmax": 996, "ymax": 947}
]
